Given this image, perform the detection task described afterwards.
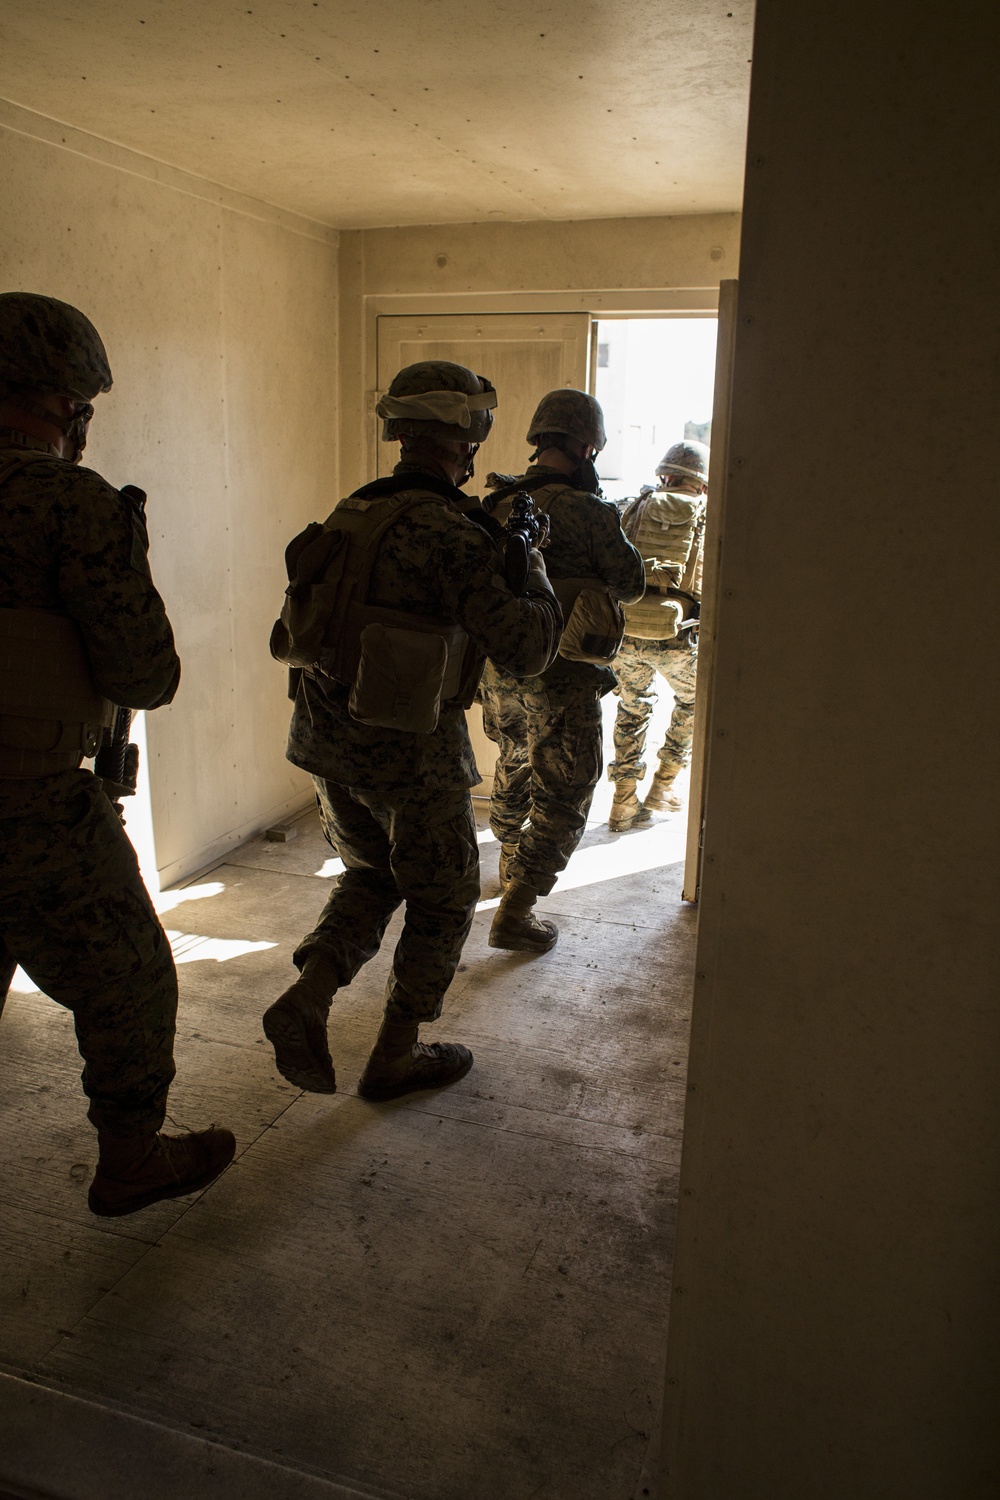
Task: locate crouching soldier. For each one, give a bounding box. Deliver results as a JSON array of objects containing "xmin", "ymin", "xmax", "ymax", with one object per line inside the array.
[
  {"xmin": 263, "ymin": 361, "xmax": 561, "ymax": 1099},
  {"xmin": 0, "ymin": 293, "xmax": 235, "ymax": 1216}
]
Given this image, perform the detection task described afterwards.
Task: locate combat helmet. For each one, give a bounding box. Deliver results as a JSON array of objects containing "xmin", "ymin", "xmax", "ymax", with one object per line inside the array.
[
  {"xmin": 656, "ymin": 439, "xmax": 710, "ymax": 486},
  {"xmin": 526, "ymin": 389, "xmax": 606, "ymax": 453},
  {"xmin": 0, "ymin": 292, "xmax": 113, "ymax": 400},
  {"xmin": 376, "ymin": 361, "xmax": 496, "ymax": 443}
]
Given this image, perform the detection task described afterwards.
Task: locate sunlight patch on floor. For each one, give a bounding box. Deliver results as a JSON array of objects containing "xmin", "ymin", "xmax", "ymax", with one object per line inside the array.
[
  {"xmin": 155, "ymin": 880, "xmax": 226, "ymax": 915},
  {"xmin": 475, "ymin": 812, "xmax": 688, "ymax": 912},
  {"xmin": 166, "ymin": 930, "xmax": 277, "ymax": 965}
]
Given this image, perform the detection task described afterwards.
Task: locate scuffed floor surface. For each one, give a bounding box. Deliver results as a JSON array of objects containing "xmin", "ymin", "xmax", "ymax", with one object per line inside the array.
[{"xmin": 0, "ymin": 772, "xmax": 695, "ymax": 1500}]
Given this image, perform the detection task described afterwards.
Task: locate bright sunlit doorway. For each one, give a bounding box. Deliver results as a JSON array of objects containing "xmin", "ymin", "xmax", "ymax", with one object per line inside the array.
[{"xmin": 594, "ymin": 316, "xmax": 719, "ymax": 504}]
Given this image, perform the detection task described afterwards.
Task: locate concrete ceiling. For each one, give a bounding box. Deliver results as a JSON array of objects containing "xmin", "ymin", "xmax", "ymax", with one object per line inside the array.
[{"xmin": 0, "ymin": 0, "xmax": 753, "ymax": 229}]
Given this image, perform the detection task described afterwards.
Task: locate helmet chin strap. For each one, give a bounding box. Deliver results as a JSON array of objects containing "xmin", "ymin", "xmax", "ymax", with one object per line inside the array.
[
  {"xmin": 400, "ymin": 434, "xmax": 479, "ymax": 487},
  {"xmin": 530, "ymin": 434, "xmax": 602, "ymax": 495},
  {"xmin": 19, "ymin": 390, "xmax": 93, "ymax": 461},
  {"xmin": 457, "ymin": 443, "xmax": 479, "ymax": 485},
  {"xmin": 573, "ymin": 455, "xmax": 602, "ymax": 495}
]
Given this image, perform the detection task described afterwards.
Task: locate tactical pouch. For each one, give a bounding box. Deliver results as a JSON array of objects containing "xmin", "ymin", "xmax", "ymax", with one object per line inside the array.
[
  {"xmin": 551, "ymin": 578, "xmax": 626, "ymax": 665},
  {"xmin": 621, "ymin": 591, "xmax": 688, "ymax": 641},
  {"xmin": 349, "ymin": 624, "xmax": 449, "ymax": 734},
  {"xmin": 621, "ymin": 489, "xmax": 705, "ymax": 641},
  {"xmin": 270, "ymin": 523, "xmax": 351, "ymax": 669},
  {"xmin": 0, "ymin": 608, "xmax": 115, "ymax": 775}
]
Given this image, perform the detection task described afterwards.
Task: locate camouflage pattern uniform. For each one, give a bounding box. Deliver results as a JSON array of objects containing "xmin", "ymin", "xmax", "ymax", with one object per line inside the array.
[
  {"xmin": 0, "ymin": 432, "xmax": 182, "ymax": 1136},
  {"xmin": 609, "ymin": 477, "xmax": 706, "ymax": 793},
  {"xmin": 286, "ymin": 461, "xmax": 561, "ymax": 1022},
  {"xmin": 610, "ymin": 635, "xmax": 699, "ymax": 788},
  {"xmin": 481, "ymin": 469, "xmax": 644, "ymax": 894}
]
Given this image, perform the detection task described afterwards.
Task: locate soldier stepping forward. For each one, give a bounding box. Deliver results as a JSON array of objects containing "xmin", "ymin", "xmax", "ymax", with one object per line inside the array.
[
  {"xmin": 0, "ymin": 293, "xmax": 235, "ymax": 1216},
  {"xmin": 479, "ymin": 389, "xmax": 645, "ymax": 952},
  {"xmin": 608, "ymin": 440, "xmax": 710, "ymax": 832},
  {"xmin": 263, "ymin": 362, "xmax": 561, "ymax": 1096}
]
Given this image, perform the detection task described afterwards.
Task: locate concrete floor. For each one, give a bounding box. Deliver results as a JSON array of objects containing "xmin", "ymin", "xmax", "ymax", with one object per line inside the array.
[{"xmin": 0, "ymin": 733, "xmax": 695, "ymax": 1500}]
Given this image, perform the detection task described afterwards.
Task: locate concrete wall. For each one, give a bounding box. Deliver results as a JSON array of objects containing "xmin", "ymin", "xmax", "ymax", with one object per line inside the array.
[
  {"xmin": 662, "ymin": 2, "xmax": 1000, "ymax": 1495},
  {"xmin": 0, "ymin": 102, "xmax": 339, "ymax": 884},
  {"xmin": 338, "ymin": 212, "xmax": 739, "ymax": 492}
]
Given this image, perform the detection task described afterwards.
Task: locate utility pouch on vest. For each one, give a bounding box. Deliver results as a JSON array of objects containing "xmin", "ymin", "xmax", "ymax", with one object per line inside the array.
[
  {"xmin": 622, "ymin": 591, "xmax": 688, "ymax": 641},
  {"xmin": 271, "ymin": 487, "xmax": 480, "ymax": 720},
  {"xmin": 349, "ymin": 624, "xmax": 450, "ymax": 734},
  {"xmin": 621, "ymin": 490, "xmax": 705, "ymax": 642},
  {"xmin": 0, "ymin": 608, "xmax": 115, "ymax": 776},
  {"xmin": 551, "ymin": 577, "xmax": 626, "ymax": 665}
]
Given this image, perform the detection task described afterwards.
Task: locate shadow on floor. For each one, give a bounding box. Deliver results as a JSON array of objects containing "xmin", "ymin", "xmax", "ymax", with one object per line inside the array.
[{"xmin": 1, "ymin": 781, "xmax": 695, "ymax": 1500}]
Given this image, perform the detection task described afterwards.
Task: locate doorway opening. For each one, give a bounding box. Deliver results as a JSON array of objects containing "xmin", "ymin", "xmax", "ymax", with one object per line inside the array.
[{"xmin": 594, "ymin": 316, "xmax": 718, "ymax": 504}]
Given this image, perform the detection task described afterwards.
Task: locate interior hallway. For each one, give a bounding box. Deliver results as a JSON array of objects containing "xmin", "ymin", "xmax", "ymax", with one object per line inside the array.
[{"xmin": 0, "ymin": 706, "xmax": 694, "ymax": 1500}]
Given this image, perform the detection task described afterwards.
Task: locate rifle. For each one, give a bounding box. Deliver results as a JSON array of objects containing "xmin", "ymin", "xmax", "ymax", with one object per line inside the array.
[
  {"xmin": 93, "ymin": 484, "xmax": 146, "ymax": 812},
  {"xmin": 480, "ymin": 488, "xmax": 550, "ymax": 595}
]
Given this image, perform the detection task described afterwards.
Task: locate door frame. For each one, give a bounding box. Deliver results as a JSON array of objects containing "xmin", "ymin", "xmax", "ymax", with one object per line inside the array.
[{"xmin": 359, "ymin": 288, "xmax": 720, "ymax": 484}]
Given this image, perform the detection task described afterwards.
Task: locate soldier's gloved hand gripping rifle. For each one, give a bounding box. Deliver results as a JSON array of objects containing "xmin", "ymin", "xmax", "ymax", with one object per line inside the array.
[
  {"xmin": 469, "ymin": 488, "xmax": 550, "ymax": 593},
  {"xmin": 93, "ymin": 484, "xmax": 146, "ymax": 817}
]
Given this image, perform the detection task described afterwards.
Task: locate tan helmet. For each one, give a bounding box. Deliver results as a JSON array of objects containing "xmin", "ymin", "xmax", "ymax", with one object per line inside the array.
[
  {"xmin": 656, "ymin": 439, "xmax": 710, "ymax": 485},
  {"xmin": 376, "ymin": 360, "xmax": 496, "ymax": 443},
  {"xmin": 526, "ymin": 389, "xmax": 606, "ymax": 453},
  {"xmin": 0, "ymin": 292, "xmax": 113, "ymax": 400}
]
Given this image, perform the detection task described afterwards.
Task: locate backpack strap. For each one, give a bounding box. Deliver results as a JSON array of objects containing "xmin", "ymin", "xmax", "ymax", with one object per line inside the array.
[
  {"xmin": 349, "ymin": 471, "xmax": 469, "ymax": 507},
  {"xmin": 482, "ymin": 470, "xmax": 576, "ymax": 509}
]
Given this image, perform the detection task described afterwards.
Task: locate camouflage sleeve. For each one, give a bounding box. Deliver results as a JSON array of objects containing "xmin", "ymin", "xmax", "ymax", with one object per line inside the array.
[
  {"xmin": 438, "ymin": 518, "xmax": 561, "ymax": 677},
  {"xmin": 590, "ymin": 500, "xmax": 646, "ymax": 604},
  {"xmin": 53, "ymin": 466, "xmax": 181, "ymax": 709}
]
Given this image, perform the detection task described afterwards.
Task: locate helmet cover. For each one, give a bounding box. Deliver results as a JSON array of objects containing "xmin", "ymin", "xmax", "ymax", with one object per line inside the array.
[
  {"xmin": 0, "ymin": 292, "xmax": 113, "ymax": 400},
  {"xmin": 377, "ymin": 360, "xmax": 496, "ymax": 443},
  {"xmin": 656, "ymin": 439, "xmax": 710, "ymax": 485},
  {"xmin": 526, "ymin": 389, "xmax": 606, "ymax": 453}
]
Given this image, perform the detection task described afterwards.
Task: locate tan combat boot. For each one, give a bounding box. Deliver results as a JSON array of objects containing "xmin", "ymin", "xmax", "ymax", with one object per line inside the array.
[
  {"xmin": 358, "ymin": 1016, "xmax": 473, "ymax": 1101},
  {"xmin": 89, "ymin": 1126, "xmax": 236, "ymax": 1217},
  {"xmin": 262, "ymin": 955, "xmax": 339, "ymax": 1093},
  {"xmin": 498, "ymin": 841, "xmax": 518, "ymax": 891},
  {"xmin": 488, "ymin": 880, "xmax": 558, "ymax": 952},
  {"xmin": 608, "ymin": 778, "xmax": 649, "ymax": 832},
  {"xmin": 644, "ymin": 770, "xmax": 684, "ymax": 814}
]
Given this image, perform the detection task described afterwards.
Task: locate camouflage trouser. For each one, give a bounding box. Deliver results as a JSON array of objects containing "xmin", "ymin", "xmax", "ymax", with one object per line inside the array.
[
  {"xmin": 609, "ymin": 635, "xmax": 699, "ymax": 785},
  {"xmin": 480, "ymin": 664, "xmax": 604, "ymax": 897},
  {"xmin": 295, "ymin": 779, "xmax": 480, "ymax": 1024},
  {"xmin": 0, "ymin": 770, "xmax": 177, "ymax": 1137}
]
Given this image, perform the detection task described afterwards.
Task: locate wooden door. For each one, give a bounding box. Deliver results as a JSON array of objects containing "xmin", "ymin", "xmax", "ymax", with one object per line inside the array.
[{"xmin": 375, "ymin": 313, "xmax": 592, "ymax": 480}]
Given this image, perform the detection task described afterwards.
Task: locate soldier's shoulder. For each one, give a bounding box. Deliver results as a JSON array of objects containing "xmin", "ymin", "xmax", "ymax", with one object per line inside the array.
[
  {"xmin": 647, "ymin": 491, "xmax": 702, "ymax": 523},
  {"xmin": 2, "ymin": 453, "xmax": 120, "ymax": 505},
  {"xmin": 548, "ymin": 483, "xmax": 617, "ymax": 517}
]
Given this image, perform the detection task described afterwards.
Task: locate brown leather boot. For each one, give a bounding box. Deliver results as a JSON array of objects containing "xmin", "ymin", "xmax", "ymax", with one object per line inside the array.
[
  {"xmin": 608, "ymin": 778, "xmax": 650, "ymax": 832},
  {"xmin": 262, "ymin": 956, "xmax": 339, "ymax": 1093},
  {"xmin": 488, "ymin": 880, "xmax": 558, "ymax": 952},
  {"xmin": 357, "ymin": 1017, "xmax": 473, "ymax": 1102},
  {"xmin": 644, "ymin": 770, "xmax": 684, "ymax": 814},
  {"xmin": 498, "ymin": 842, "xmax": 518, "ymax": 891},
  {"xmin": 89, "ymin": 1126, "xmax": 236, "ymax": 1217}
]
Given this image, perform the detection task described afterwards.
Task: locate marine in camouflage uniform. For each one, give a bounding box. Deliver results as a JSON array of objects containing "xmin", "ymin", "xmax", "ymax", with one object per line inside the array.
[
  {"xmin": 479, "ymin": 389, "xmax": 645, "ymax": 952},
  {"xmin": 0, "ymin": 292, "xmax": 234, "ymax": 1216},
  {"xmin": 262, "ymin": 361, "xmax": 561, "ymax": 1099},
  {"xmin": 608, "ymin": 440, "xmax": 710, "ymax": 830}
]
